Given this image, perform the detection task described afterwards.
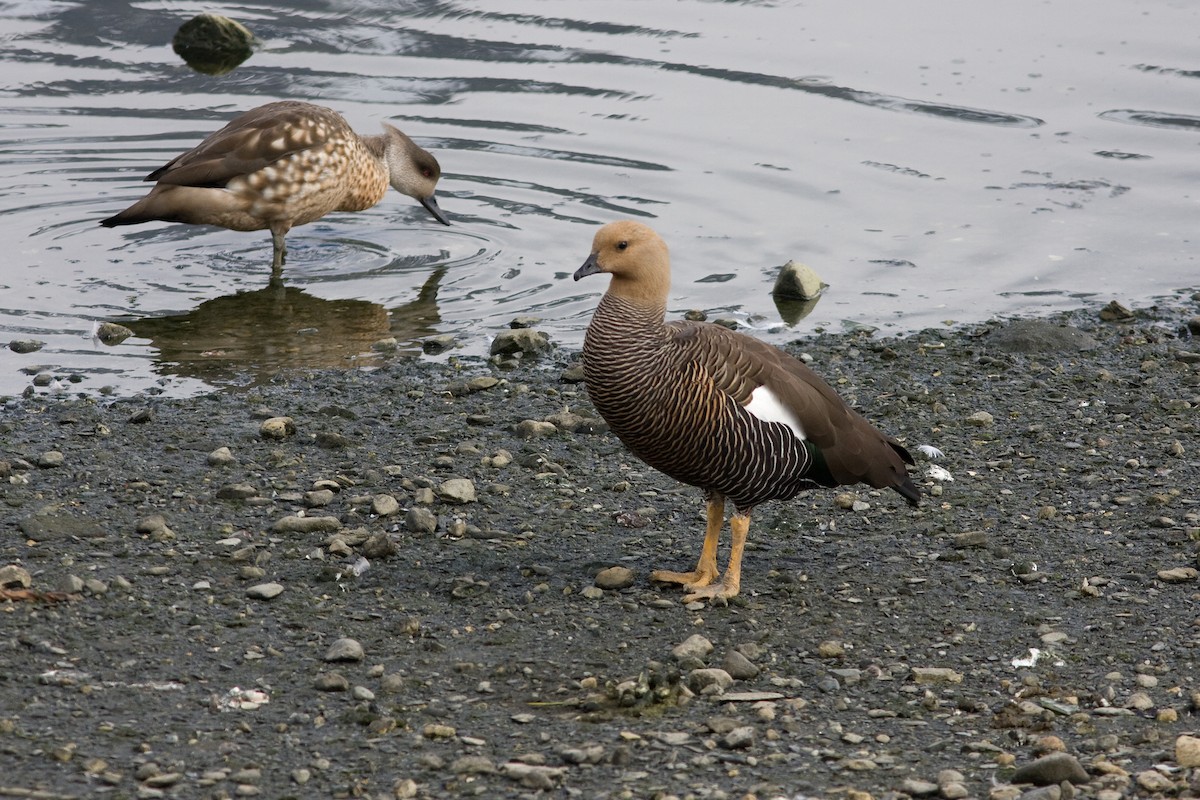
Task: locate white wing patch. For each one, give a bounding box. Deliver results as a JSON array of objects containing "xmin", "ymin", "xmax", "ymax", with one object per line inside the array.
[{"xmin": 744, "ymin": 385, "xmax": 806, "ymax": 441}]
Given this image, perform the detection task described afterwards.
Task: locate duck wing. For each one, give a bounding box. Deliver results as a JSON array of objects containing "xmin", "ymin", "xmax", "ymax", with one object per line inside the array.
[{"xmin": 145, "ymin": 102, "xmax": 339, "ymax": 189}]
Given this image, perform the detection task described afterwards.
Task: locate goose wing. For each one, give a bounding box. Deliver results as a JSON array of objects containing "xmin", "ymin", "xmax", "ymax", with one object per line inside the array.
[{"xmin": 666, "ymin": 320, "xmax": 917, "ymax": 500}]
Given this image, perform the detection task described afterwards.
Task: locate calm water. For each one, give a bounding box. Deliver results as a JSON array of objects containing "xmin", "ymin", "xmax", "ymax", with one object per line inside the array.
[{"xmin": 1, "ymin": 0, "xmax": 1197, "ymax": 397}]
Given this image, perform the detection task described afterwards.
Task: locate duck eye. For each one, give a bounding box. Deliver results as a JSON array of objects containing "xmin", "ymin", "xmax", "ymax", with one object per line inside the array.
[{"xmin": 617, "ymin": 240, "xmax": 628, "ymax": 251}]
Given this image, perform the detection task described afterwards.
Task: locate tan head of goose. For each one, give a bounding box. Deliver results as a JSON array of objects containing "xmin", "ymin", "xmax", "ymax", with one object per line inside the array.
[
  {"xmin": 100, "ymin": 101, "xmax": 449, "ymax": 273},
  {"xmin": 574, "ymin": 220, "xmax": 920, "ymax": 603}
]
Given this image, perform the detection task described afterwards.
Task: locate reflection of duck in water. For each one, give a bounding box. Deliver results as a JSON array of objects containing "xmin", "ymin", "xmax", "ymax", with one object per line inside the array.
[
  {"xmin": 101, "ymin": 101, "xmax": 450, "ymax": 272},
  {"xmin": 128, "ymin": 267, "xmax": 446, "ymax": 386}
]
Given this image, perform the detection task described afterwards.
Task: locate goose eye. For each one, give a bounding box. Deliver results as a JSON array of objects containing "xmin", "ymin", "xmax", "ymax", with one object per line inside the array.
[{"xmin": 617, "ymin": 240, "xmax": 628, "ymax": 251}]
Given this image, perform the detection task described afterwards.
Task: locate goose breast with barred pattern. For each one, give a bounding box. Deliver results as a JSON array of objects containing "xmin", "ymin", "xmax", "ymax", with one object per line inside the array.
[{"xmin": 573, "ymin": 220, "xmax": 919, "ymax": 603}]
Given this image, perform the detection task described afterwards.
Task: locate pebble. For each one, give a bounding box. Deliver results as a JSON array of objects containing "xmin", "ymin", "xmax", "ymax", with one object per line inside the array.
[
  {"xmin": 594, "ymin": 566, "xmax": 634, "ymax": 590},
  {"xmin": 1157, "ymin": 566, "xmax": 1197, "ymax": 582},
  {"xmin": 1011, "ymin": 753, "xmax": 1089, "ymax": 786},
  {"xmin": 490, "ymin": 329, "xmax": 551, "ymax": 356},
  {"xmin": 304, "ymin": 489, "xmax": 335, "ymax": 507},
  {"xmin": 259, "ymin": 416, "xmax": 296, "ymax": 439},
  {"xmin": 721, "ymin": 649, "xmax": 760, "ymax": 680},
  {"xmin": 360, "ymin": 533, "xmax": 396, "ymax": 560},
  {"xmin": 207, "ymin": 446, "xmax": 236, "ymax": 466},
  {"xmin": 966, "ymin": 411, "xmax": 995, "ymax": 427},
  {"xmin": 423, "ymin": 723, "xmax": 456, "ymax": 739},
  {"xmin": 721, "ymin": 726, "xmax": 756, "ymax": 749},
  {"xmin": 216, "ymin": 483, "xmax": 258, "ymax": 500},
  {"xmin": 405, "ymin": 507, "xmax": 438, "ymax": 533},
  {"xmin": 324, "ymin": 638, "xmax": 364, "ymax": 662},
  {"xmin": 688, "ymin": 668, "xmax": 734, "ymax": 694},
  {"xmin": 437, "ymin": 478, "xmax": 477, "ymax": 504},
  {"xmin": 272, "ymin": 515, "xmax": 341, "ymax": 533},
  {"xmin": 672, "ymin": 634, "xmax": 713, "ymax": 662},
  {"xmin": 1175, "ymin": 734, "xmax": 1200, "ymax": 768},
  {"xmin": 423, "ymin": 334, "xmax": 457, "ymax": 354},
  {"xmin": 0, "ymin": 564, "xmax": 33, "ymax": 589},
  {"xmin": 36, "ymin": 451, "xmax": 64, "ymax": 468},
  {"xmin": 1135, "ymin": 770, "xmax": 1174, "ymax": 793},
  {"xmin": 772, "ymin": 259, "xmax": 825, "ymax": 301},
  {"xmin": 371, "ymin": 494, "xmax": 400, "ymax": 516},
  {"xmin": 313, "ymin": 672, "xmax": 349, "ymax": 692},
  {"xmin": 501, "ymin": 762, "xmax": 565, "ymax": 790},
  {"xmin": 9, "ymin": 338, "xmax": 44, "ymax": 353},
  {"xmin": 245, "ymin": 583, "xmax": 283, "ymax": 600},
  {"xmin": 514, "ymin": 419, "xmax": 557, "ymax": 438},
  {"xmin": 94, "ymin": 321, "xmax": 133, "ymax": 345},
  {"xmin": 901, "ymin": 778, "xmax": 940, "ymax": 796},
  {"xmin": 817, "ymin": 640, "xmax": 845, "ymax": 658},
  {"xmin": 912, "ymin": 667, "xmax": 964, "ymax": 684}
]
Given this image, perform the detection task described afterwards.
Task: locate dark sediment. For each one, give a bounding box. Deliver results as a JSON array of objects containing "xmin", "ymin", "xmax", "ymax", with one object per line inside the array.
[{"xmin": 1, "ymin": 300, "xmax": 1199, "ymax": 799}]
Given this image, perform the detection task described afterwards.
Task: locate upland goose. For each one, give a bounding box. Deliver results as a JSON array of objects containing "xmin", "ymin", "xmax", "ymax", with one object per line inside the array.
[
  {"xmin": 574, "ymin": 221, "xmax": 920, "ymax": 603},
  {"xmin": 101, "ymin": 101, "xmax": 449, "ymax": 271}
]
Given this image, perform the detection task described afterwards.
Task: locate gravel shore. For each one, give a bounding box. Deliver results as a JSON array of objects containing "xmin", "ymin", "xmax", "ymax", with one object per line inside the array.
[{"xmin": 2, "ymin": 296, "xmax": 1199, "ymax": 800}]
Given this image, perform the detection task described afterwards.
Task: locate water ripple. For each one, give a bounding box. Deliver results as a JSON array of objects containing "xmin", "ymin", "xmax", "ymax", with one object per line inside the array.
[{"xmin": 1098, "ymin": 109, "xmax": 1200, "ymax": 132}]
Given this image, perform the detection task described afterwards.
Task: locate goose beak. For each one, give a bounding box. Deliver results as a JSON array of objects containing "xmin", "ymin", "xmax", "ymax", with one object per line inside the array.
[
  {"xmin": 573, "ymin": 253, "xmax": 601, "ymax": 281},
  {"xmin": 421, "ymin": 194, "xmax": 450, "ymax": 226}
]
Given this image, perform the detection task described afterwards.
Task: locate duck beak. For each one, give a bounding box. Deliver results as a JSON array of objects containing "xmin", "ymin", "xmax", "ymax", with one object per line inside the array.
[
  {"xmin": 421, "ymin": 194, "xmax": 450, "ymax": 226},
  {"xmin": 573, "ymin": 253, "xmax": 601, "ymax": 281}
]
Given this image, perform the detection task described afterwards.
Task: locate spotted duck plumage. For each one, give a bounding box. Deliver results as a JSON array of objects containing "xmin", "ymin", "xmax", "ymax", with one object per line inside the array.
[
  {"xmin": 574, "ymin": 220, "xmax": 920, "ymax": 603},
  {"xmin": 100, "ymin": 101, "xmax": 449, "ymax": 272}
]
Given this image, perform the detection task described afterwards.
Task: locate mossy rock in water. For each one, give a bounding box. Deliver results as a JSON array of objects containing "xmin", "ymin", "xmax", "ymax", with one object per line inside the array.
[{"xmin": 172, "ymin": 13, "xmax": 256, "ymax": 75}]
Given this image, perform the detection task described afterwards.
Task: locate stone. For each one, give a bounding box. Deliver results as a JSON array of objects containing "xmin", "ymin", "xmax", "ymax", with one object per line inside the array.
[
  {"xmin": 324, "ymin": 638, "xmax": 364, "ymax": 662},
  {"xmin": 437, "ymin": 478, "xmax": 476, "ymax": 504},
  {"xmin": 490, "ymin": 329, "xmax": 551, "ymax": 357},
  {"xmin": 36, "ymin": 451, "xmax": 64, "ymax": 468},
  {"xmin": 207, "ymin": 446, "xmax": 236, "ymax": 466},
  {"xmin": 514, "ymin": 420, "xmax": 557, "ymax": 438},
  {"xmin": 371, "ymin": 494, "xmax": 400, "ymax": 516},
  {"xmin": 0, "ymin": 565, "xmax": 33, "ymax": 589},
  {"xmin": 172, "ymin": 12, "xmax": 255, "ymax": 75},
  {"xmin": 1175, "ymin": 734, "xmax": 1200, "ymax": 768},
  {"xmin": 423, "ymin": 334, "xmax": 457, "ymax": 354},
  {"xmin": 360, "ymin": 533, "xmax": 397, "ymax": 560},
  {"xmin": 672, "ymin": 634, "xmax": 714, "ymax": 662},
  {"xmin": 216, "ymin": 483, "xmax": 258, "ymax": 500},
  {"xmin": 987, "ymin": 319, "xmax": 1098, "ymax": 353},
  {"xmin": 912, "ymin": 666, "xmax": 964, "ymax": 684},
  {"xmin": 259, "ymin": 417, "xmax": 295, "ymax": 440},
  {"xmin": 688, "ymin": 668, "xmax": 734, "ymax": 694},
  {"xmin": 722, "ymin": 650, "xmax": 760, "ymax": 680},
  {"xmin": 721, "ymin": 726, "xmax": 756, "ymax": 749},
  {"xmin": 272, "ymin": 515, "xmax": 341, "ymax": 533},
  {"xmin": 245, "ymin": 583, "xmax": 283, "ymax": 600},
  {"xmin": 1011, "ymin": 753, "xmax": 1089, "ymax": 786},
  {"xmin": 772, "ymin": 259, "xmax": 826, "ymax": 301},
  {"xmin": 1157, "ymin": 567, "xmax": 1197, "ymax": 583},
  {"xmin": 19, "ymin": 511, "xmax": 106, "ymax": 542},
  {"xmin": 304, "ymin": 489, "xmax": 335, "ymax": 507},
  {"xmin": 817, "ymin": 640, "xmax": 845, "ymax": 658},
  {"xmin": 901, "ymin": 779, "xmax": 940, "ymax": 796},
  {"xmin": 594, "ymin": 566, "xmax": 634, "ymax": 590},
  {"xmin": 313, "ymin": 672, "xmax": 349, "ymax": 692},
  {"xmin": 94, "ymin": 322, "xmax": 134, "ymax": 345},
  {"xmin": 1135, "ymin": 770, "xmax": 1174, "ymax": 793},
  {"xmin": 450, "ymin": 755, "xmax": 495, "ymax": 775},
  {"xmin": 966, "ymin": 411, "xmax": 994, "ymax": 427},
  {"xmin": 405, "ymin": 507, "xmax": 438, "ymax": 533},
  {"xmin": 501, "ymin": 762, "xmax": 566, "ymax": 790},
  {"xmin": 8, "ymin": 339, "xmax": 44, "ymax": 354}
]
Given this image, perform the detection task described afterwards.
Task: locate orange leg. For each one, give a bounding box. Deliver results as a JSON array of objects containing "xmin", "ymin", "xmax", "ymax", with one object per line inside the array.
[
  {"xmin": 651, "ymin": 493, "xmax": 724, "ymax": 590},
  {"xmin": 681, "ymin": 511, "xmax": 749, "ymax": 603}
]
